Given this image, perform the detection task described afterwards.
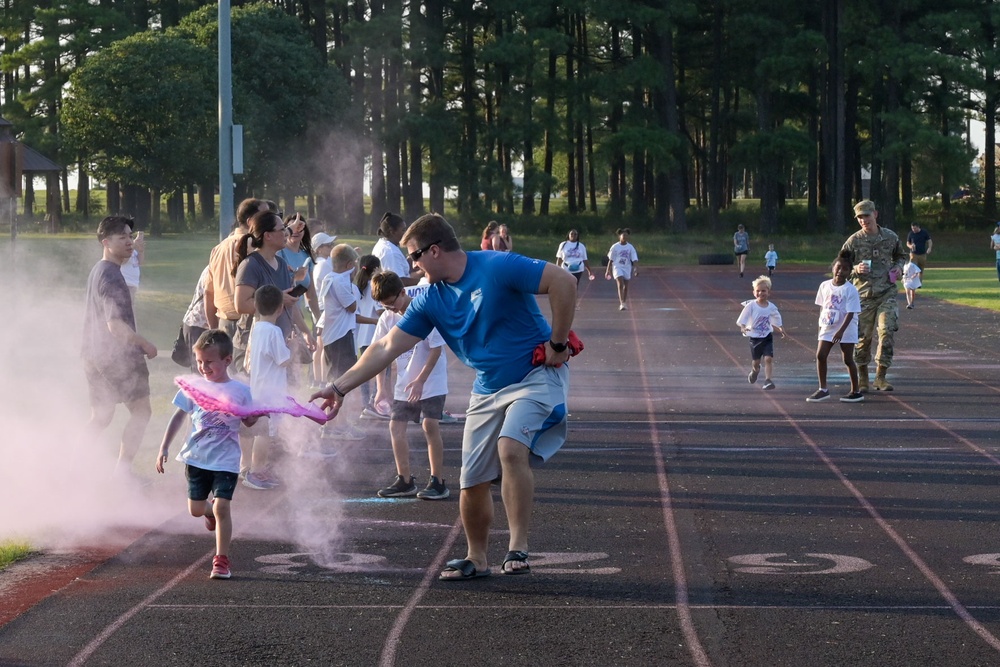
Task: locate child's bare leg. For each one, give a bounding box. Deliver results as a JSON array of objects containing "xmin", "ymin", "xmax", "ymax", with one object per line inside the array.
[
  {"xmin": 251, "ymin": 433, "xmax": 273, "ymax": 473},
  {"xmin": 311, "ymin": 336, "xmax": 324, "ymax": 385},
  {"xmin": 815, "ymin": 340, "xmax": 834, "ymax": 389},
  {"xmin": 212, "ymin": 497, "xmax": 232, "ymax": 556},
  {"xmin": 763, "ymin": 355, "xmax": 774, "ymax": 381},
  {"xmin": 389, "ymin": 419, "xmax": 411, "ymax": 478},
  {"xmin": 616, "ymin": 277, "xmax": 626, "ymax": 304},
  {"xmin": 841, "ymin": 343, "xmax": 859, "ymax": 392},
  {"xmin": 422, "ymin": 418, "xmax": 444, "ymax": 479}
]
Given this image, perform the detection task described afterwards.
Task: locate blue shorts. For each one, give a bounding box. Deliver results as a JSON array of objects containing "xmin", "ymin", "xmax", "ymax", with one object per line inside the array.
[
  {"xmin": 460, "ymin": 364, "xmax": 570, "ymax": 489},
  {"xmin": 186, "ymin": 465, "xmax": 239, "ymax": 501},
  {"xmin": 749, "ymin": 333, "xmax": 774, "ymax": 361}
]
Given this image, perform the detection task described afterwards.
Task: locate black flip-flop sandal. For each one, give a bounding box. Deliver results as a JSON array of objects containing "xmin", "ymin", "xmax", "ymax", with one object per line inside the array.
[{"xmin": 501, "ymin": 550, "xmax": 530, "ymax": 575}]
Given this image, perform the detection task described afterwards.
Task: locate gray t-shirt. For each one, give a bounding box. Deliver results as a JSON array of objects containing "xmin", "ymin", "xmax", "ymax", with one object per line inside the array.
[{"xmin": 235, "ymin": 251, "xmax": 294, "ymax": 337}]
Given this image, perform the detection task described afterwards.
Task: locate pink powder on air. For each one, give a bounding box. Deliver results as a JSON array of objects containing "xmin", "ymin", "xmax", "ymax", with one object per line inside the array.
[{"xmin": 175, "ymin": 375, "xmax": 330, "ymax": 424}]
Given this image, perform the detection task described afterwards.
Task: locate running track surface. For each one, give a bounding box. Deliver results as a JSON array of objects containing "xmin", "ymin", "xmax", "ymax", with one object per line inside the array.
[{"xmin": 4, "ymin": 265, "xmax": 1000, "ymax": 666}]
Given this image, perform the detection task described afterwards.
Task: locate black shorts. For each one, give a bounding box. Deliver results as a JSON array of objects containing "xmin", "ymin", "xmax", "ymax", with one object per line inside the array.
[
  {"xmin": 186, "ymin": 464, "xmax": 239, "ymax": 501},
  {"xmin": 324, "ymin": 331, "xmax": 357, "ymax": 380},
  {"xmin": 748, "ymin": 334, "xmax": 774, "ymax": 361},
  {"xmin": 390, "ymin": 394, "xmax": 446, "ymax": 423},
  {"xmin": 84, "ymin": 357, "xmax": 150, "ymax": 408}
]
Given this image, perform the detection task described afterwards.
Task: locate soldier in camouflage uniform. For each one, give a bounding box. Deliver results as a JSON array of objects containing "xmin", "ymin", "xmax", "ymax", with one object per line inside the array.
[{"xmin": 839, "ymin": 200, "xmax": 906, "ymax": 392}]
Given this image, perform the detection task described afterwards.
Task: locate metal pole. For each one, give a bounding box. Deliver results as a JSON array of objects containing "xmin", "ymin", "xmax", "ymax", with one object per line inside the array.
[{"xmin": 218, "ymin": 0, "xmax": 234, "ymax": 242}]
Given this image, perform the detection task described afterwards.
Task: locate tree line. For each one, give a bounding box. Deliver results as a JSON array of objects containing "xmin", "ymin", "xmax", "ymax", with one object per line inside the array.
[{"xmin": 0, "ymin": 0, "xmax": 997, "ymax": 235}]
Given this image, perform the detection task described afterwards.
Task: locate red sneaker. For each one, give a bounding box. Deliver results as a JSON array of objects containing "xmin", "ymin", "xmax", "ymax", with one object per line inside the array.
[{"xmin": 210, "ymin": 554, "xmax": 231, "ymax": 579}]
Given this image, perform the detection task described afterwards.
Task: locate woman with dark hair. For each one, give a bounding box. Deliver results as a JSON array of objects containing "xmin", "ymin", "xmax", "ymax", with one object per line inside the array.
[
  {"xmin": 373, "ymin": 211, "xmax": 421, "ymax": 286},
  {"xmin": 481, "ymin": 220, "xmax": 499, "ymax": 250},
  {"xmin": 233, "ymin": 211, "xmax": 314, "ymax": 358}
]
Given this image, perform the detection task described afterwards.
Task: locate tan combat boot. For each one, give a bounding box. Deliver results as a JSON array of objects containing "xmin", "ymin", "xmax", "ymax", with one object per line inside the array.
[
  {"xmin": 873, "ymin": 366, "xmax": 893, "ymax": 391},
  {"xmin": 858, "ymin": 364, "xmax": 869, "ymax": 393}
]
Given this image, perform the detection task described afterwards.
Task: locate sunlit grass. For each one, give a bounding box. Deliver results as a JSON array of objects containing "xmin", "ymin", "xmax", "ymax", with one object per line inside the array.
[
  {"xmin": 0, "ymin": 540, "xmax": 33, "ymax": 570},
  {"xmin": 922, "ymin": 267, "xmax": 1000, "ymax": 311}
]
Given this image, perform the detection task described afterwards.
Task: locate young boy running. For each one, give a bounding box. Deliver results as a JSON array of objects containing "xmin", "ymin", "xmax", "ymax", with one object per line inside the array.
[
  {"xmin": 156, "ymin": 330, "xmax": 258, "ymax": 579},
  {"xmin": 736, "ymin": 275, "xmax": 785, "ymax": 390},
  {"xmin": 370, "ymin": 272, "xmax": 450, "ymax": 500}
]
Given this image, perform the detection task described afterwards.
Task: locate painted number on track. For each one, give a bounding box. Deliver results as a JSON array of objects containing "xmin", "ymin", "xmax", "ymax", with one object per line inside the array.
[
  {"xmin": 728, "ymin": 553, "xmax": 874, "ymax": 575},
  {"xmin": 254, "ymin": 551, "xmax": 619, "ymax": 575},
  {"xmin": 963, "ymin": 554, "xmax": 1000, "ymax": 573}
]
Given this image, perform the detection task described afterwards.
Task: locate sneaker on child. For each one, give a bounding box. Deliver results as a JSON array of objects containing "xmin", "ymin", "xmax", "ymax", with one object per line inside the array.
[
  {"xmin": 416, "ymin": 476, "xmax": 450, "ymax": 500},
  {"xmin": 840, "ymin": 391, "xmax": 865, "ymax": 403},
  {"xmin": 377, "ymin": 474, "xmax": 417, "ymax": 498},
  {"xmin": 806, "ymin": 388, "xmax": 830, "ymax": 402},
  {"xmin": 210, "ymin": 554, "xmax": 231, "ymax": 579}
]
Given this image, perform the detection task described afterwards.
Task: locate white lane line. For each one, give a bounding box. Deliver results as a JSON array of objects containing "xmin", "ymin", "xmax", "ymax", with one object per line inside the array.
[
  {"xmin": 627, "ymin": 306, "xmax": 712, "ymax": 667},
  {"xmin": 662, "ymin": 274, "xmax": 1000, "ymax": 657},
  {"xmin": 146, "ymin": 603, "xmax": 1000, "ymax": 611},
  {"xmin": 378, "ymin": 517, "xmax": 464, "ymax": 667},
  {"xmin": 67, "ymin": 551, "xmax": 213, "ymax": 667}
]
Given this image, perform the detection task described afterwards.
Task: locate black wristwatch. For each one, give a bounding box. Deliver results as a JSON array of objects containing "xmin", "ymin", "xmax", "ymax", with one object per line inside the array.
[{"xmin": 549, "ymin": 339, "xmax": 568, "ymax": 353}]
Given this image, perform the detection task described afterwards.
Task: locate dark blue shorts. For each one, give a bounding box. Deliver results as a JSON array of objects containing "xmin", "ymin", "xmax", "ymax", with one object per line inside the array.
[
  {"xmin": 748, "ymin": 333, "xmax": 774, "ymax": 361},
  {"xmin": 186, "ymin": 465, "xmax": 239, "ymax": 501}
]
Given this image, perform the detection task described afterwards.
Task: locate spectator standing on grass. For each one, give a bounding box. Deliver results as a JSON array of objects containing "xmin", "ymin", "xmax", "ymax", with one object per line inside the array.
[
  {"xmin": 840, "ymin": 200, "xmax": 906, "ymax": 392},
  {"xmin": 737, "ymin": 275, "xmax": 785, "ymax": 391},
  {"xmin": 120, "ymin": 231, "xmax": 144, "ymax": 302},
  {"xmin": 990, "ymin": 224, "xmax": 1000, "ymax": 285},
  {"xmin": 82, "ymin": 216, "xmax": 157, "ymax": 480},
  {"xmin": 806, "ymin": 252, "xmax": 862, "ymax": 404},
  {"xmin": 733, "ymin": 224, "xmax": 750, "ymax": 277},
  {"xmin": 312, "ymin": 213, "xmax": 578, "ymax": 580},
  {"xmin": 156, "ymin": 329, "xmax": 258, "ymax": 580},
  {"xmin": 496, "ymin": 224, "xmax": 512, "ymax": 252},
  {"xmin": 481, "ymin": 221, "xmax": 499, "ymax": 250},
  {"xmin": 906, "ymin": 222, "xmax": 932, "ymax": 274}
]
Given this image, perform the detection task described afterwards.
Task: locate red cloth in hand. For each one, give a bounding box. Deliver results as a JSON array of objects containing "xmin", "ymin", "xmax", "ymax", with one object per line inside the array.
[{"xmin": 532, "ymin": 330, "xmax": 584, "ymax": 367}]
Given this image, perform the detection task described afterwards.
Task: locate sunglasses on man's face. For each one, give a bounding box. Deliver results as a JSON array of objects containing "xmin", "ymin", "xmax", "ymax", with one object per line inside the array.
[{"xmin": 408, "ymin": 239, "xmax": 442, "ymax": 263}]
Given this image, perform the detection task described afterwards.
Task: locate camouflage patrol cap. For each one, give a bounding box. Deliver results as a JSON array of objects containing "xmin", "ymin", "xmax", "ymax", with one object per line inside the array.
[{"xmin": 853, "ymin": 200, "xmax": 877, "ymax": 215}]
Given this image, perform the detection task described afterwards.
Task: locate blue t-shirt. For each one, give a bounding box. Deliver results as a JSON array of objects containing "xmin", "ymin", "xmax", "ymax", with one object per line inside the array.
[
  {"xmin": 277, "ymin": 246, "xmax": 314, "ymax": 289},
  {"xmin": 397, "ymin": 251, "xmax": 551, "ymax": 394},
  {"xmin": 172, "ymin": 380, "xmax": 252, "ymax": 473}
]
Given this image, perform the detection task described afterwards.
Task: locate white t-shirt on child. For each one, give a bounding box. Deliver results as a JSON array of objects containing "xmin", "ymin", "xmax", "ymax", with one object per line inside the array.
[
  {"xmin": 814, "ymin": 280, "xmax": 861, "ymax": 343},
  {"xmin": 736, "ymin": 300, "xmax": 782, "ymax": 338}
]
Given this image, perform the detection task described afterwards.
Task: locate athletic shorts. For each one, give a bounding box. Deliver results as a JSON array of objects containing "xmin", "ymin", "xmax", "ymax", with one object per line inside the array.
[
  {"xmin": 390, "ymin": 394, "xmax": 446, "ymax": 423},
  {"xmin": 460, "ymin": 364, "xmax": 570, "ymax": 489},
  {"xmin": 749, "ymin": 333, "xmax": 774, "ymax": 360},
  {"xmin": 324, "ymin": 331, "xmax": 357, "ymax": 380},
  {"xmin": 84, "ymin": 358, "xmax": 150, "ymax": 408},
  {"xmin": 186, "ymin": 464, "xmax": 239, "ymax": 501}
]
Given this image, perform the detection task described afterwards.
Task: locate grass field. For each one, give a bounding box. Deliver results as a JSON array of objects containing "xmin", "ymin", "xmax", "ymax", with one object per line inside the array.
[{"xmin": 0, "ymin": 228, "xmax": 997, "ymax": 565}]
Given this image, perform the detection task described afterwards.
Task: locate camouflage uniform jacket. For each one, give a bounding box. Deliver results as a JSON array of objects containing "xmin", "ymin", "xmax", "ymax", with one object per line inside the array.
[{"xmin": 840, "ymin": 226, "xmax": 906, "ymax": 299}]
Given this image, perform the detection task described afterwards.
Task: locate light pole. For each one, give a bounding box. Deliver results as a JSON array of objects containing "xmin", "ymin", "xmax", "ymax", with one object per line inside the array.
[{"xmin": 218, "ymin": 0, "xmax": 233, "ymax": 241}]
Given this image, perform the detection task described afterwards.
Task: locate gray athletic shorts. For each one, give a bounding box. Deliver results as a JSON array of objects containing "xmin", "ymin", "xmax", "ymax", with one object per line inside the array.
[{"xmin": 460, "ymin": 364, "xmax": 570, "ymax": 489}]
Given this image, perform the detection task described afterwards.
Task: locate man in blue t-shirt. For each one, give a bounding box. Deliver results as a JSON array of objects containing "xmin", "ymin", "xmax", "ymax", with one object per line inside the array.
[{"xmin": 313, "ymin": 213, "xmax": 578, "ymax": 580}]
